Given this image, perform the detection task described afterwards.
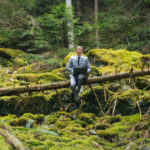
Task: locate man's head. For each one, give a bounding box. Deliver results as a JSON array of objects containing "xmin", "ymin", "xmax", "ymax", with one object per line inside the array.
[{"xmin": 76, "ymin": 46, "xmax": 83, "ymax": 57}]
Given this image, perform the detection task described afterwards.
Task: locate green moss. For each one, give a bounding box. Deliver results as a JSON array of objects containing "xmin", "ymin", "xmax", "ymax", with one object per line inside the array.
[
  {"xmin": 37, "ymin": 72, "xmax": 63, "ymax": 83},
  {"xmin": 0, "ymin": 114, "xmax": 17, "ymax": 123},
  {"xmin": 51, "ymin": 67, "xmax": 70, "ymax": 79},
  {"xmin": 136, "ymin": 77, "xmax": 150, "ymax": 90},
  {"xmin": 63, "ymin": 124, "xmax": 86, "ymax": 135},
  {"xmin": 9, "ymin": 116, "xmax": 36, "ymax": 127},
  {"xmin": 94, "ymin": 122, "xmax": 110, "ymax": 130},
  {"xmin": 44, "ymin": 114, "xmax": 58, "ymax": 125},
  {"xmin": 110, "ymin": 89, "xmax": 143, "ymax": 115},
  {"xmin": 118, "ymin": 89, "xmax": 142, "ymax": 101},
  {"xmin": 77, "ymin": 113, "xmax": 95, "ymax": 124},
  {"xmin": 81, "ymin": 85, "xmax": 113, "ymax": 115},
  {"xmin": 21, "ymin": 113, "xmax": 45, "ymax": 123},
  {"xmin": 13, "ymin": 73, "xmax": 39, "ymax": 82},
  {"xmin": 0, "ymin": 48, "xmax": 24, "ymax": 59},
  {"xmin": 97, "ymin": 122, "xmax": 125, "ymax": 141},
  {"xmin": 86, "ymin": 48, "xmax": 142, "ymax": 67}
]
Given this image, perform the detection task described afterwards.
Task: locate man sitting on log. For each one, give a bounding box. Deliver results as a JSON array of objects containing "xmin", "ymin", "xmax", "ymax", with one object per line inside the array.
[{"xmin": 65, "ymin": 46, "xmax": 92, "ymax": 108}]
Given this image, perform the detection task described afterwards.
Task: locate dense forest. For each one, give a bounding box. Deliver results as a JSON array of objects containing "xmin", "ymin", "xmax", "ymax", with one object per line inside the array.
[{"xmin": 0, "ymin": 0, "xmax": 150, "ymax": 150}]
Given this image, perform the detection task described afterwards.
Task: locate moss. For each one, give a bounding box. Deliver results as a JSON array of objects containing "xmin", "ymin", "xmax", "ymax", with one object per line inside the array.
[
  {"xmin": 56, "ymin": 111, "xmax": 72, "ymax": 118},
  {"xmin": 9, "ymin": 116, "xmax": 36, "ymax": 127},
  {"xmin": 94, "ymin": 123, "xmax": 110, "ymax": 130},
  {"xmin": 0, "ymin": 114, "xmax": 16, "ymax": 122},
  {"xmin": 37, "ymin": 72, "xmax": 63, "ymax": 83},
  {"xmin": 0, "ymin": 48, "xmax": 25, "ymax": 67},
  {"xmin": 21, "ymin": 113, "xmax": 45, "ymax": 123},
  {"xmin": 63, "ymin": 124, "xmax": 86, "ymax": 135},
  {"xmin": 110, "ymin": 89, "xmax": 143, "ymax": 115},
  {"xmin": 81, "ymin": 85, "xmax": 113, "ymax": 115},
  {"xmin": 0, "ymin": 96, "xmax": 19, "ymax": 115},
  {"xmin": 44, "ymin": 114, "xmax": 58, "ymax": 125},
  {"xmin": 76, "ymin": 113, "xmax": 96, "ymax": 127},
  {"xmin": 107, "ymin": 83, "xmax": 121, "ymax": 92},
  {"xmin": 118, "ymin": 89, "xmax": 142, "ymax": 101},
  {"xmin": 15, "ymin": 95, "xmax": 47, "ymax": 115},
  {"xmin": 0, "ymin": 48, "xmax": 24, "ymax": 59},
  {"xmin": 13, "ymin": 73, "xmax": 39, "ymax": 82},
  {"xmin": 135, "ymin": 76, "xmax": 150, "ymax": 90},
  {"xmin": 51, "ymin": 67, "xmax": 70, "ymax": 79},
  {"xmin": 86, "ymin": 48, "xmax": 142, "ymax": 67},
  {"xmin": 17, "ymin": 62, "xmax": 50, "ymax": 73},
  {"xmin": 97, "ymin": 122, "xmax": 125, "ymax": 141}
]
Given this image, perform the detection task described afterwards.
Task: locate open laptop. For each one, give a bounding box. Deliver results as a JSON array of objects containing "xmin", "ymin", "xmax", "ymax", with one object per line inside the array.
[{"xmin": 73, "ymin": 67, "xmax": 87, "ymax": 75}]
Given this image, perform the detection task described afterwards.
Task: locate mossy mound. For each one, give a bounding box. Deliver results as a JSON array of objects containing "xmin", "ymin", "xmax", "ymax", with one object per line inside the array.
[
  {"xmin": 17, "ymin": 62, "xmax": 51, "ymax": 73},
  {"xmin": 0, "ymin": 48, "xmax": 26, "ymax": 67},
  {"xmin": 0, "ymin": 112, "xmax": 149, "ymax": 150},
  {"xmin": 12, "ymin": 72, "xmax": 63, "ymax": 84},
  {"xmin": 0, "ymin": 88, "xmax": 72, "ymax": 116},
  {"xmin": 81, "ymin": 85, "xmax": 113, "ymax": 115},
  {"xmin": 135, "ymin": 76, "xmax": 150, "ymax": 90},
  {"xmin": 86, "ymin": 48, "xmax": 142, "ymax": 67},
  {"xmin": 86, "ymin": 48, "xmax": 144, "ymax": 75},
  {"xmin": 109, "ymin": 89, "xmax": 143, "ymax": 115}
]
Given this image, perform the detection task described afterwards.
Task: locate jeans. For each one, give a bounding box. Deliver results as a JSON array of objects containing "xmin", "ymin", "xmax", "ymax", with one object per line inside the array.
[{"xmin": 70, "ymin": 74, "xmax": 87, "ymax": 101}]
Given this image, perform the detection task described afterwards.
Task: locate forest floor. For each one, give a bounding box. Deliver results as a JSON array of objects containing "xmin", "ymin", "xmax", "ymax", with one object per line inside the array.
[{"xmin": 0, "ymin": 48, "xmax": 150, "ymax": 150}]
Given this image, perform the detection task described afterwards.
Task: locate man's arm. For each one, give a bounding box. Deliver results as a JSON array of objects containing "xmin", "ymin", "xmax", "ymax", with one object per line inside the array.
[
  {"xmin": 65, "ymin": 57, "xmax": 73, "ymax": 74},
  {"xmin": 86, "ymin": 58, "xmax": 92, "ymax": 73}
]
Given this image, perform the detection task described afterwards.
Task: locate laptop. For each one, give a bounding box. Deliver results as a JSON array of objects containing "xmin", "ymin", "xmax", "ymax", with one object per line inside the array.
[{"xmin": 73, "ymin": 67, "xmax": 87, "ymax": 75}]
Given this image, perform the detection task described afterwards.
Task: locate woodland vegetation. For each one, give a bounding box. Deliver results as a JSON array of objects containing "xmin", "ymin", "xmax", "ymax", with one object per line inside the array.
[{"xmin": 0, "ymin": 0, "xmax": 150, "ymax": 150}]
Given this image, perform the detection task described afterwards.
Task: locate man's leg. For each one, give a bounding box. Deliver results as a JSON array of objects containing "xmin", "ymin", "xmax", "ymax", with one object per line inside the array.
[
  {"xmin": 70, "ymin": 75, "xmax": 78, "ymax": 101},
  {"xmin": 77, "ymin": 74, "xmax": 86, "ymax": 94}
]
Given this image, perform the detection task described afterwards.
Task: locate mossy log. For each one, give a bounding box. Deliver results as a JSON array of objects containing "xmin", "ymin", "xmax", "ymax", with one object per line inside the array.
[{"xmin": 0, "ymin": 69, "xmax": 150, "ymax": 96}]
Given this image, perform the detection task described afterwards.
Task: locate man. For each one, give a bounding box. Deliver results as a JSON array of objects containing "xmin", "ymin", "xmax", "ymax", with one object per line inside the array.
[{"xmin": 65, "ymin": 46, "xmax": 92, "ymax": 107}]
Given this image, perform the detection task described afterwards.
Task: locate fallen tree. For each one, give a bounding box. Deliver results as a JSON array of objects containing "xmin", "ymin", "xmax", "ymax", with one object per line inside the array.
[{"xmin": 0, "ymin": 69, "xmax": 150, "ymax": 96}]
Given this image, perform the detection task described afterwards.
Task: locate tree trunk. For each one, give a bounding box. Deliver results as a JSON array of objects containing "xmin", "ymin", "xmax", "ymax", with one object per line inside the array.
[
  {"xmin": 95, "ymin": 0, "xmax": 99, "ymax": 48},
  {"xmin": 66, "ymin": 0, "xmax": 74, "ymax": 50},
  {"xmin": 0, "ymin": 69, "xmax": 150, "ymax": 96},
  {"xmin": 77, "ymin": 0, "xmax": 81, "ymax": 17}
]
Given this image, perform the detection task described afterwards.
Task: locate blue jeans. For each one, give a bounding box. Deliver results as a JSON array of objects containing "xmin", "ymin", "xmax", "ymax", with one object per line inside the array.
[{"xmin": 70, "ymin": 74, "xmax": 87, "ymax": 101}]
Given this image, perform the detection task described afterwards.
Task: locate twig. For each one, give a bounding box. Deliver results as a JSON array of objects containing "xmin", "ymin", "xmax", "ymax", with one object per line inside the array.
[
  {"xmin": 55, "ymin": 89, "xmax": 63, "ymax": 111},
  {"xmin": 112, "ymin": 94, "xmax": 118, "ymax": 116},
  {"xmin": 102, "ymin": 83, "xmax": 107, "ymax": 102},
  {"xmin": 125, "ymin": 142, "xmax": 134, "ymax": 150},
  {"xmin": 91, "ymin": 141, "xmax": 104, "ymax": 150}
]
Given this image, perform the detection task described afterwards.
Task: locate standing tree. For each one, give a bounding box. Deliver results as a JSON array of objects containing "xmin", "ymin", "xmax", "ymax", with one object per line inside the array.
[
  {"xmin": 66, "ymin": 0, "xmax": 74, "ymax": 50},
  {"xmin": 95, "ymin": 0, "xmax": 99, "ymax": 48}
]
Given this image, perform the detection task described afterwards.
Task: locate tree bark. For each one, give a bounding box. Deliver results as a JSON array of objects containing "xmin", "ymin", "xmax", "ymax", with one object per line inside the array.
[
  {"xmin": 0, "ymin": 69, "xmax": 150, "ymax": 96},
  {"xmin": 77, "ymin": 0, "xmax": 81, "ymax": 17},
  {"xmin": 66, "ymin": 0, "xmax": 74, "ymax": 49},
  {"xmin": 95, "ymin": 0, "xmax": 99, "ymax": 48}
]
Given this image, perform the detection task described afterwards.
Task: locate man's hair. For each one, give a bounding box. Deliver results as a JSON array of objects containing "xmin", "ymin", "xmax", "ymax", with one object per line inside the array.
[{"xmin": 76, "ymin": 46, "xmax": 83, "ymax": 50}]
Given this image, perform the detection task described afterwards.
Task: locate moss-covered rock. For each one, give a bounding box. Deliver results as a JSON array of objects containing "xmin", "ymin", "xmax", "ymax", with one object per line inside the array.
[
  {"xmin": 0, "ymin": 48, "xmax": 25, "ymax": 67},
  {"xmin": 135, "ymin": 76, "xmax": 150, "ymax": 90},
  {"xmin": 86, "ymin": 48, "xmax": 142, "ymax": 67},
  {"xmin": 109, "ymin": 89, "xmax": 143, "ymax": 115},
  {"xmin": 37, "ymin": 72, "xmax": 63, "ymax": 83},
  {"xmin": 81, "ymin": 85, "xmax": 113, "ymax": 115}
]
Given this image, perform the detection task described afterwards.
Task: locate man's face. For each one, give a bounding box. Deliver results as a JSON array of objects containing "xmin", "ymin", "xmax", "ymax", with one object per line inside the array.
[{"xmin": 76, "ymin": 48, "xmax": 82, "ymax": 57}]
